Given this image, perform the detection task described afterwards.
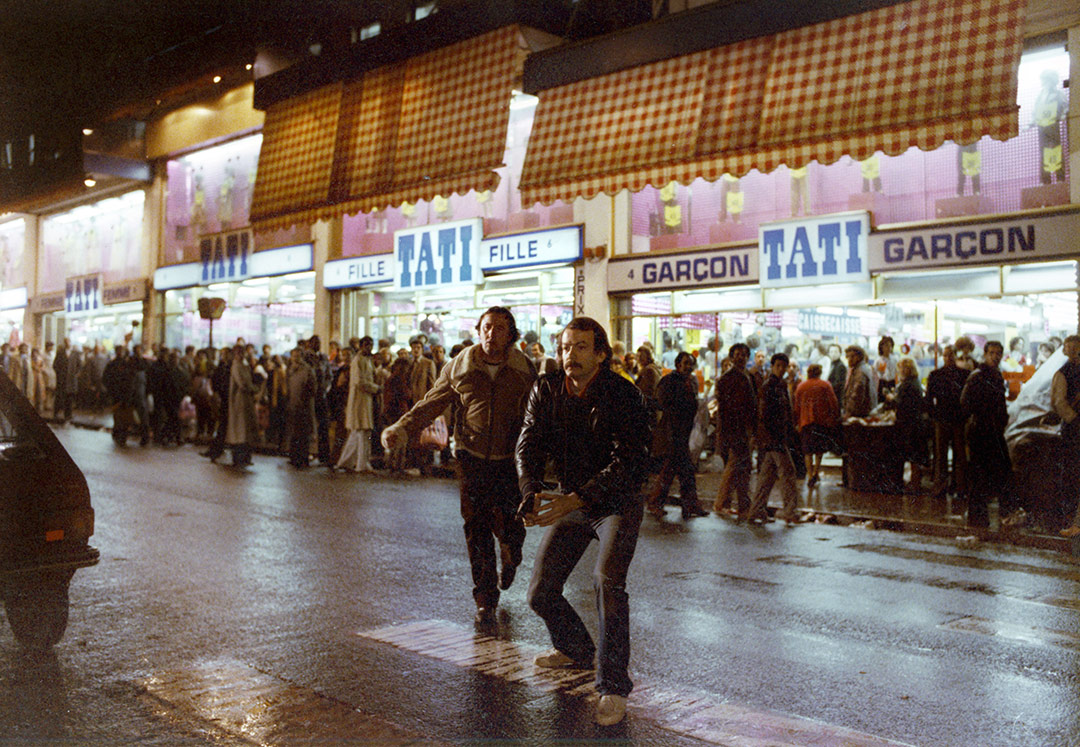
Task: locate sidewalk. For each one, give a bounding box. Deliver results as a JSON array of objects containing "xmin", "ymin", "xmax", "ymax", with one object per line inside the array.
[{"xmin": 61, "ymin": 409, "xmax": 1075, "ymax": 555}]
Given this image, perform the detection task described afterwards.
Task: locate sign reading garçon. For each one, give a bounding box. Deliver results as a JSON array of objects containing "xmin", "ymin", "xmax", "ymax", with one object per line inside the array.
[{"xmin": 759, "ymin": 211, "xmax": 870, "ymax": 288}]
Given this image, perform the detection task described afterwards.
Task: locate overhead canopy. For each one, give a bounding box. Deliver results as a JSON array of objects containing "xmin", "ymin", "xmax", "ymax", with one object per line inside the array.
[
  {"xmin": 519, "ymin": 0, "xmax": 1025, "ymax": 206},
  {"xmin": 251, "ymin": 25, "xmax": 528, "ymax": 232}
]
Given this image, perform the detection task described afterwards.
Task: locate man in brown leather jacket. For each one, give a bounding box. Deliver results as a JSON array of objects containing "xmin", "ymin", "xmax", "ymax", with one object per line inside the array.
[{"xmin": 383, "ymin": 307, "xmax": 535, "ymax": 626}]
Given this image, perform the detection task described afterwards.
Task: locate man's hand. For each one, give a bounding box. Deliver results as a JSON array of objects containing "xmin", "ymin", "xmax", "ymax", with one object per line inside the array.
[
  {"xmin": 381, "ymin": 424, "xmax": 407, "ymax": 468},
  {"xmin": 527, "ymin": 491, "xmax": 584, "ymax": 527}
]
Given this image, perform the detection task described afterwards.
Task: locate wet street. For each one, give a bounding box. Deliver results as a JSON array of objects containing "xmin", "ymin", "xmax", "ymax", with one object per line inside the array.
[{"xmin": 2, "ymin": 426, "xmax": 1079, "ymax": 746}]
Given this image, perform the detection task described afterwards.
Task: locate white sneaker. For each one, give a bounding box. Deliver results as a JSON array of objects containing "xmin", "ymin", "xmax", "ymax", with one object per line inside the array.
[
  {"xmin": 595, "ymin": 694, "xmax": 627, "ymax": 726},
  {"xmin": 534, "ymin": 649, "xmax": 585, "ymax": 669}
]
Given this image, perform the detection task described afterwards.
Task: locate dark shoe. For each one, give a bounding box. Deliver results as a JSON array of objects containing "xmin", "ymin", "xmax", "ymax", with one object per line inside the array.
[
  {"xmin": 647, "ymin": 504, "xmax": 665, "ymax": 519},
  {"xmin": 807, "ymin": 474, "xmax": 818, "ymax": 489},
  {"xmin": 499, "ymin": 564, "xmax": 517, "ymax": 591},
  {"xmin": 682, "ymin": 505, "xmax": 708, "ymax": 520},
  {"xmin": 474, "ymin": 606, "xmax": 496, "ymax": 625}
]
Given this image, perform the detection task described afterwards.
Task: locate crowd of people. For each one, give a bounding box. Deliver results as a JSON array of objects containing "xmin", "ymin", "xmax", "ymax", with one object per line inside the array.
[{"xmin": 10, "ymin": 316, "xmax": 1080, "ymax": 727}]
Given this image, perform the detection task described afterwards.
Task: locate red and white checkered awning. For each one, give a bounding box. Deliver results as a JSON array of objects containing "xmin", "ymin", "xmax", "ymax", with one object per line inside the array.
[
  {"xmin": 519, "ymin": 0, "xmax": 1025, "ymax": 206},
  {"xmin": 251, "ymin": 26, "xmax": 527, "ymax": 232}
]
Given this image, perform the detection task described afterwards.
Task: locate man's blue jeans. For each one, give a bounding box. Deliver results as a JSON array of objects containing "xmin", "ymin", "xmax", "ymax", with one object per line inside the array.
[{"xmin": 526, "ymin": 497, "xmax": 643, "ymax": 697}]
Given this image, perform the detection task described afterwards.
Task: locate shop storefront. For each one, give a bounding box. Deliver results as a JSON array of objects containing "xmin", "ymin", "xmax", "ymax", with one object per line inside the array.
[
  {"xmin": 153, "ymin": 236, "xmax": 314, "ymax": 351},
  {"xmin": 609, "ymin": 207, "xmax": 1080, "ymax": 396},
  {"xmin": 36, "ymin": 190, "xmax": 150, "ymax": 350},
  {"xmin": 0, "ymin": 217, "xmax": 30, "ymax": 345},
  {"xmin": 325, "ymin": 219, "xmax": 580, "ymax": 349}
]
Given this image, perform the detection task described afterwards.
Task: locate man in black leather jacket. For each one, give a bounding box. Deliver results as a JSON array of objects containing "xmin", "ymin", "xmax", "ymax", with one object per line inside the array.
[{"xmin": 515, "ymin": 316, "xmax": 650, "ymax": 726}]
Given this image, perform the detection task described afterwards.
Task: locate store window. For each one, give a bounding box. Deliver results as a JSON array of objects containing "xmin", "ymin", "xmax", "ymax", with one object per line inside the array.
[
  {"xmin": 160, "ymin": 271, "xmax": 315, "ymax": 352},
  {"xmin": 0, "ymin": 217, "xmax": 28, "ymax": 290},
  {"xmin": 367, "ymin": 267, "xmax": 575, "ymax": 353},
  {"xmin": 630, "ymin": 44, "xmax": 1071, "ymax": 252},
  {"xmin": 339, "ymin": 91, "xmax": 573, "ymax": 259},
  {"xmin": 612, "ymin": 260, "xmax": 1077, "ymax": 397},
  {"xmin": 164, "ymin": 134, "xmax": 262, "ymax": 264},
  {"xmin": 40, "ymin": 190, "xmax": 145, "ymax": 293}
]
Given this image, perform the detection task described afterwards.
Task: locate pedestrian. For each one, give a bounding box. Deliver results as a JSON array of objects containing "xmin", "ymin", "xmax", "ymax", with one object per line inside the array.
[
  {"xmin": 894, "ymin": 357, "xmax": 929, "ymax": 493},
  {"xmin": 42, "ymin": 341, "xmax": 57, "ymax": 415},
  {"xmin": 266, "ymin": 354, "xmax": 289, "ymax": 450},
  {"xmin": 304, "ymin": 336, "xmax": 333, "ymax": 468},
  {"xmin": 53, "ymin": 338, "xmax": 71, "ymax": 422},
  {"xmin": 202, "ymin": 347, "xmax": 233, "ymax": 461},
  {"xmin": 130, "ymin": 344, "xmax": 152, "ymax": 446},
  {"xmin": 406, "ymin": 335, "xmax": 437, "ymax": 474},
  {"xmin": 959, "ymin": 341, "xmax": 1011, "ymax": 528},
  {"xmin": 826, "ymin": 343, "xmax": 846, "ymax": 404},
  {"xmin": 64, "ymin": 345, "xmax": 83, "ymax": 420},
  {"xmin": 875, "ymin": 335, "xmax": 898, "ymax": 401},
  {"xmin": 328, "ymin": 347, "xmax": 352, "ymax": 464},
  {"xmin": 101, "ymin": 345, "xmax": 136, "ymax": 446},
  {"xmin": 516, "ymin": 316, "xmax": 650, "ymax": 726},
  {"xmin": 842, "ymin": 345, "xmax": 877, "ymax": 418},
  {"xmin": 646, "ymin": 351, "xmax": 707, "ymax": 520},
  {"xmin": 712, "ymin": 343, "xmax": 757, "ymax": 518},
  {"xmin": 1053, "ymin": 335, "xmax": 1080, "ymax": 537},
  {"xmin": 926, "ymin": 345, "xmax": 970, "ymax": 499},
  {"xmin": 793, "ymin": 363, "xmax": 840, "ymax": 490},
  {"xmin": 634, "ymin": 345, "xmax": 662, "ymax": 404},
  {"xmin": 382, "ymin": 307, "xmax": 535, "ymax": 625},
  {"xmin": 147, "ymin": 348, "xmax": 169, "ymax": 444},
  {"xmin": 336, "ymin": 337, "xmax": 380, "ymax": 473},
  {"xmin": 747, "ymin": 353, "xmax": 801, "ymax": 526},
  {"xmin": 159, "ymin": 349, "xmax": 190, "ymax": 446},
  {"xmin": 380, "ymin": 357, "xmax": 412, "ymax": 468},
  {"xmin": 285, "ymin": 346, "xmax": 317, "ymax": 469},
  {"xmin": 226, "ymin": 343, "xmax": 258, "ymax": 467}
]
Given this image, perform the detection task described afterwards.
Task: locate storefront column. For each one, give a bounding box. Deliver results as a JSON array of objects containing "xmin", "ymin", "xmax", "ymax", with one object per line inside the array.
[
  {"xmin": 311, "ymin": 218, "xmax": 336, "ymax": 345},
  {"xmin": 142, "ymin": 173, "xmax": 166, "ymax": 347},
  {"xmin": 23, "ymin": 215, "xmax": 39, "ymax": 347},
  {"xmin": 575, "ymin": 190, "xmax": 630, "ymax": 330},
  {"xmin": 1068, "ymin": 26, "xmax": 1080, "ymax": 204}
]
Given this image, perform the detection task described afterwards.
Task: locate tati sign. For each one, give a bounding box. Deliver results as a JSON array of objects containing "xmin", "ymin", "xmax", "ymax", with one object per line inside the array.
[
  {"xmin": 394, "ymin": 219, "xmax": 482, "ymax": 290},
  {"xmin": 759, "ymin": 212, "xmax": 870, "ymax": 288}
]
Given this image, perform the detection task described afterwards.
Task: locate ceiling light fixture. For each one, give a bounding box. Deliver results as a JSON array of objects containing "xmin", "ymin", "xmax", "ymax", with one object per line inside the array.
[
  {"xmin": 82, "ymin": 128, "xmax": 93, "ymax": 136},
  {"xmin": 212, "ymin": 75, "xmax": 222, "ymax": 84},
  {"xmin": 83, "ymin": 177, "xmax": 96, "ymax": 188}
]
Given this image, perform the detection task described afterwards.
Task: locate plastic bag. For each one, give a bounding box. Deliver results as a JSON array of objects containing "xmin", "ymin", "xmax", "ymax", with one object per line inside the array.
[{"xmin": 418, "ymin": 416, "xmax": 449, "ymax": 451}]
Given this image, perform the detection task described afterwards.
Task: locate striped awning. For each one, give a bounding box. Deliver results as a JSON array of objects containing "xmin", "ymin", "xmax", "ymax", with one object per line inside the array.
[
  {"xmin": 251, "ymin": 25, "xmax": 527, "ymax": 232},
  {"xmin": 519, "ymin": 0, "xmax": 1025, "ymax": 206}
]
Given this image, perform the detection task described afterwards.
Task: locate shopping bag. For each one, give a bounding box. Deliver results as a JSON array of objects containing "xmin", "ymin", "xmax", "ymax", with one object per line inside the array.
[{"xmin": 418, "ymin": 416, "xmax": 449, "ymax": 451}]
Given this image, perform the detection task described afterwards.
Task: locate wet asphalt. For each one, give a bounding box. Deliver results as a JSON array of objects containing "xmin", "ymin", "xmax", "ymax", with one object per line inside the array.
[{"xmin": 1, "ymin": 426, "xmax": 1079, "ymax": 746}]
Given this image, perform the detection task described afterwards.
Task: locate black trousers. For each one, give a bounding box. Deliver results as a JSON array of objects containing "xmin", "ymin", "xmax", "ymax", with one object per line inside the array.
[{"xmin": 457, "ymin": 452, "xmax": 526, "ymax": 609}]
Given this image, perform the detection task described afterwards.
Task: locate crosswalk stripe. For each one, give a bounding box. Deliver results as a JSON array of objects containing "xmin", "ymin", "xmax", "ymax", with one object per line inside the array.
[
  {"xmin": 139, "ymin": 659, "xmax": 448, "ymax": 746},
  {"xmin": 358, "ymin": 620, "xmax": 914, "ymax": 746}
]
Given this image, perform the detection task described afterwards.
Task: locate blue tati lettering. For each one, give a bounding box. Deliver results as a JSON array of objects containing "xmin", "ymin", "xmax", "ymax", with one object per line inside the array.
[
  {"xmin": 844, "ymin": 220, "xmax": 862, "ymax": 273},
  {"xmin": 457, "ymin": 224, "xmax": 473, "ymax": 282},
  {"xmin": 437, "ymin": 228, "xmax": 457, "ymax": 283},
  {"xmin": 397, "ymin": 235, "xmax": 415, "ymax": 287},
  {"xmin": 818, "ymin": 223, "xmax": 840, "ymax": 274},
  {"xmin": 417, "ymin": 233, "xmax": 437, "ymax": 285},
  {"xmin": 762, "ymin": 229, "xmax": 784, "ymax": 280},
  {"xmin": 788, "ymin": 226, "xmax": 815, "ymax": 278}
]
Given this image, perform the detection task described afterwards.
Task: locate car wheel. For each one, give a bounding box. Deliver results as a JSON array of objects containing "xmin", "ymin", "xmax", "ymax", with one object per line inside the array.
[{"xmin": 3, "ymin": 570, "xmax": 72, "ymax": 650}]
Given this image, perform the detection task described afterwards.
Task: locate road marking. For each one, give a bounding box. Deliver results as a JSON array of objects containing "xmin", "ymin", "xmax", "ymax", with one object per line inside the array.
[
  {"xmin": 139, "ymin": 659, "xmax": 446, "ymax": 746},
  {"xmin": 757, "ymin": 554, "xmax": 1080, "ymax": 611},
  {"xmin": 940, "ymin": 615, "xmax": 1080, "ymax": 651},
  {"xmin": 359, "ymin": 619, "xmax": 913, "ymax": 746}
]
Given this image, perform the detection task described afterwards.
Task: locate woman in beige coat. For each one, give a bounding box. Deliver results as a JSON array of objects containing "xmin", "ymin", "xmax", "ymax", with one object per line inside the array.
[
  {"xmin": 226, "ymin": 344, "xmax": 259, "ymax": 467},
  {"xmin": 335, "ymin": 336, "xmax": 380, "ymax": 472}
]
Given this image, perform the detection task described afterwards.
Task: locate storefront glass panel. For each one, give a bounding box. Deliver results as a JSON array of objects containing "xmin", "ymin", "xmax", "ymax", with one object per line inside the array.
[
  {"xmin": 367, "ymin": 267, "xmax": 574, "ymax": 352},
  {"xmin": 60, "ymin": 301, "xmax": 144, "ymax": 352},
  {"xmin": 613, "ymin": 261, "xmax": 1077, "ymax": 396},
  {"xmin": 160, "ymin": 271, "xmax": 315, "ymax": 352},
  {"xmin": 40, "ymin": 190, "xmax": 146, "ymax": 293},
  {"xmin": 163, "ymin": 135, "xmax": 261, "ymax": 264},
  {"xmin": 629, "ymin": 45, "xmax": 1070, "ymax": 252}
]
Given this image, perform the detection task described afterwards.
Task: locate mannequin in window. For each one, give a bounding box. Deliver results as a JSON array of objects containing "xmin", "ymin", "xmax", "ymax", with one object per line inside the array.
[
  {"xmin": 719, "ymin": 173, "xmax": 743, "ymax": 223},
  {"xmin": 1032, "ymin": 69, "xmax": 1067, "ymax": 185},
  {"xmin": 659, "ymin": 181, "xmax": 682, "ymax": 234},
  {"xmin": 956, "ymin": 143, "xmax": 981, "ymax": 196},
  {"xmin": 790, "ymin": 165, "xmax": 809, "ymax": 216},
  {"xmin": 859, "ymin": 155, "xmax": 882, "ymax": 193}
]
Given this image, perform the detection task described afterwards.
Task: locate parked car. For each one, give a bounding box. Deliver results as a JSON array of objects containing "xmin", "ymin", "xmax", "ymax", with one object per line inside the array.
[{"xmin": 0, "ymin": 369, "xmax": 98, "ymax": 648}]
